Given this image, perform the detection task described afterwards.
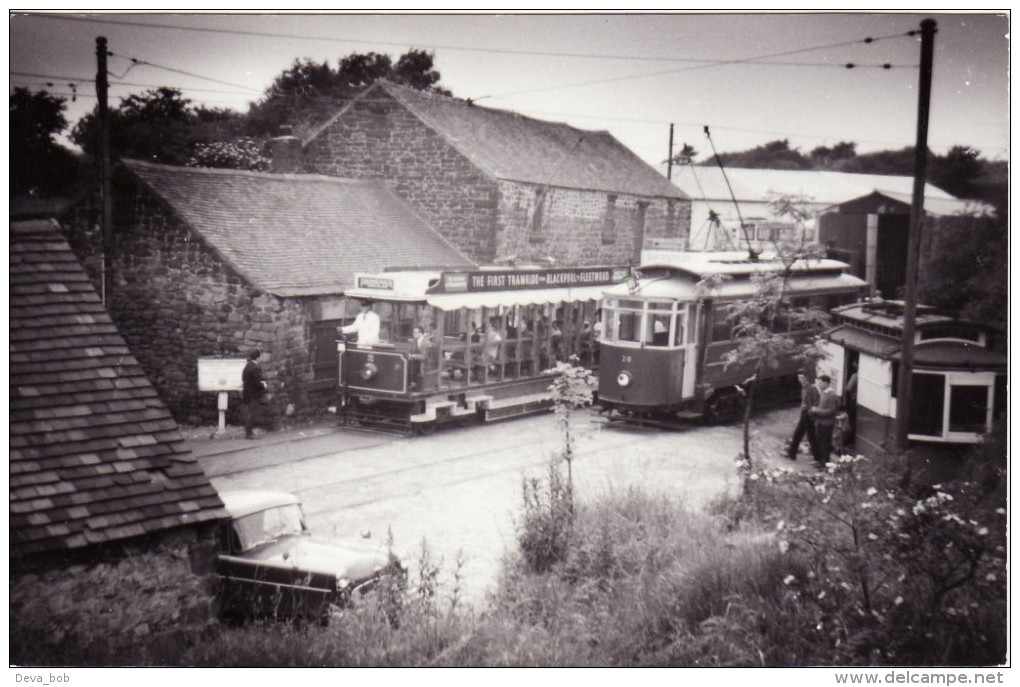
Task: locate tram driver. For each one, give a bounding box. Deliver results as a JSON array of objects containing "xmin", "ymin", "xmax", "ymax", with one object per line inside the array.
[{"xmin": 339, "ymin": 299, "xmax": 381, "ymax": 345}]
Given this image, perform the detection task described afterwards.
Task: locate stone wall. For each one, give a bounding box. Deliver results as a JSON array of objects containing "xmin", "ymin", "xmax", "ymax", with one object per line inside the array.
[
  {"xmin": 60, "ymin": 180, "xmax": 331, "ymax": 426},
  {"xmin": 497, "ymin": 181, "xmax": 691, "ymax": 265},
  {"xmin": 303, "ymin": 88, "xmax": 500, "ymax": 262},
  {"xmin": 10, "ymin": 525, "xmax": 219, "ymax": 664}
]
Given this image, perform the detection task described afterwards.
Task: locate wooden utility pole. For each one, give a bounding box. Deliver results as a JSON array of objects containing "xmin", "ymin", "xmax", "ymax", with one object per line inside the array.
[
  {"xmin": 895, "ymin": 19, "xmax": 937, "ymax": 450},
  {"xmin": 667, "ymin": 123, "xmax": 675, "ymax": 180},
  {"xmin": 96, "ymin": 36, "xmax": 114, "ymax": 304}
]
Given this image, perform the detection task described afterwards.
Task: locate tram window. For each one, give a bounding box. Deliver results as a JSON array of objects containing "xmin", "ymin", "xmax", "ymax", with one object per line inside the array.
[
  {"xmin": 649, "ymin": 315, "xmax": 670, "ymax": 346},
  {"xmin": 949, "ymin": 385, "xmax": 989, "ymax": 433},
  {"xmin": 711, "ymin": 307, "xmax": 735, "ymax": 342},
  {"xmin": 616, "ymin": 310, "xmax": 642, "ymax": 343}
]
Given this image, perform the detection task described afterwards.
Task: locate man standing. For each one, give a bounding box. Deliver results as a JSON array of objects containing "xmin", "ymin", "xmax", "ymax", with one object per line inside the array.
[
  {"xmin": 242, "ymin": 349, "xmax": 267, "ymax": 439},
  {"xmin": 340, "ymin": 300, "xmax": 381, "ymax": 345},
  {"xmin": 786, "ymin": 373, "xmax": 819, "ymax": 461},
  {"xmin": 809, "ymin": 374, "xmax": 840, "ymax": 467}
]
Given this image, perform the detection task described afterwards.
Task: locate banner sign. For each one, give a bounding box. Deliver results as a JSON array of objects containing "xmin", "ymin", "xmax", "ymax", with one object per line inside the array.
[{"xmin": 430, "ymin": 266, "xmax": 630, "ymax": 294}]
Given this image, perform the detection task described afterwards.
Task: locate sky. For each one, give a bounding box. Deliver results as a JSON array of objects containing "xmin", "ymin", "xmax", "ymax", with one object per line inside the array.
[{"xmin": 8, "ymin": 11, "xmax": 1011, "ymax": 169}]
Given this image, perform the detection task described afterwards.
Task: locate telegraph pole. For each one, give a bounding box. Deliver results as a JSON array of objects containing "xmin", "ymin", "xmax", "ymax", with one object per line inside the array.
[
  {"xmin": 96, "ymin": 36, "xmax": 114, "ymax": 304},
  {"xmin": 895, "ymin": 19, "xmax": 937, "ymax": 450},
  {"xmin": 667, "ymin": 123, "xmax": 675, "ymax": 180}
]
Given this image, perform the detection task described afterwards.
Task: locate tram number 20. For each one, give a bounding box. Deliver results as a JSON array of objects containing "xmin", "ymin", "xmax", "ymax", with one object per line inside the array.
[{"xmin": 620, "ymin": 355, "xmax": 632, "ymax": 363}]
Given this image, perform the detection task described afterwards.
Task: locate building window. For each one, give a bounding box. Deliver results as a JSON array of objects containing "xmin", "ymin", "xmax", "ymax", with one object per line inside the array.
[
  {"xmin": 601, "ymin": 194, "xmax": 617, "ymax": 244},
  {"xmin": 666, "ymin": 200, "xmax": 677, "ymax": 236}
]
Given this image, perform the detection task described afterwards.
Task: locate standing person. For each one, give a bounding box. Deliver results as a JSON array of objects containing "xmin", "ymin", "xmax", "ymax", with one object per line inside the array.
[
  {"xmin": 340, "ymin": 300, "xmax": 381, "ymax": 345},
  {"xmin": 242, "ymin": 349, "xmax": 267, "ymax": 439},
  {"xmin": 809, "ymin": 374, "xmax": 840, "ymax": 467},
  {"xmin": 843, "ymin": 361, "xmax": 859, "ymax": 446},
  {"xmin": 786, "ymin": 372, "xmax": 819, "ymax": 461}
]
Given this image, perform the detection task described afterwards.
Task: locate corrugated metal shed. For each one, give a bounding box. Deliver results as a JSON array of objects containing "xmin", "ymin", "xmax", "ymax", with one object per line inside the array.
[
  {"xmin": 672, "ymin": 166, "xmax": 958, "ymax": 206},
  {"xmin": 9, "ymin": 220, "xmax": 227, "ymax": 557},
  {"xmin": 122, "ymin": 159, "xmax": 475, "ymax": 296}
]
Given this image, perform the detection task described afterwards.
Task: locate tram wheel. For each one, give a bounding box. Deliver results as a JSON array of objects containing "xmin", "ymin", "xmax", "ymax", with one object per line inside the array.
[{"xmin": 413, "ymin": 421, "xmax": 438, "ymax": 436}]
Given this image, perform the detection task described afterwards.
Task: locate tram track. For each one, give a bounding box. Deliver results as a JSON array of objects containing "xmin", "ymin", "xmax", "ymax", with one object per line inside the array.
[{"xmin": 285, "ymin": 423, "xmax": 695, "ymax": 518}]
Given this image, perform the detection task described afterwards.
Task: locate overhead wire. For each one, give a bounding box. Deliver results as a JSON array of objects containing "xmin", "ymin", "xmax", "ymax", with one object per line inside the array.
[{"xmin": 26, "ymin": 13, "xmax": 918, "ymax": 67}]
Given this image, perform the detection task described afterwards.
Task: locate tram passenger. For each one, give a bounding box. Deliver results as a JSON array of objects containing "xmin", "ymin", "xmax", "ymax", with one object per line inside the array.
[
  {"xmin": 339, "ymin": 300, "xmax": 381, "ymax": 345},
  {"xmin": 592, "ymin": 310, "xmax": 603, "ymax": 364},
  {"xmin": 575, "ymin": 320, "xmax": 593, "ymax": 366},
  {"xmin": 652, "ymin": 316, "xmax": 669, "ymax": 346},
  {"xmin": 550, "ymin": 320, "xmax": 564, "ymax": 362},
  {"xmin": 483, "ymin": 316, "xmax": 503, "ymax": 371}
]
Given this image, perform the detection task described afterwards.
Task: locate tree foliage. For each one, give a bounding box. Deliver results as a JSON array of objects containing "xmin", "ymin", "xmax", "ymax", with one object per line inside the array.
[
  {"xmin": 245, "ymin": 49, "xmax": 448, "ymax": 137},
  {"xmin": 70, "ymin": 87, "xmax": 248, "ymax": 166},
  {"xmin": 10, "ymin": 87, "xmax": 80, "ymax": 195}
]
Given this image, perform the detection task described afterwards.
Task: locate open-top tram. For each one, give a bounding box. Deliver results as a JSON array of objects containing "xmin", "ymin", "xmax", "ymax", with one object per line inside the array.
[
  {"xmin": 337, "ymin": 265, "xmax": 630, "ymax": 434},
  {"xmin": 596, "ymin": 250, "xmax": 867, "ymax": 425}
]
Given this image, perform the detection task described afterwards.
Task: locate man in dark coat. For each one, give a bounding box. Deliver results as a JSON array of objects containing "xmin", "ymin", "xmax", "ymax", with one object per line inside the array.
[
  {"xmin": 242, "ymin": 349, "xmax": 266, "ymax": 439},
  {"xmin": 786, "ymin": 372, "xmax": 820, "ymax": 461},
  {"xmin": 810, "ymin": 374, "xmax": 840, "ymax": 467}
]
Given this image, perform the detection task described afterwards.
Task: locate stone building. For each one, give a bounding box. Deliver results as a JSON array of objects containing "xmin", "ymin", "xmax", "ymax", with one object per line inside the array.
[
  {"xmin": 10, "ymin": 220, "xmax": 228, "ymax": 661},
  {"xmin": 300, "ymin": 80, "xmax": 691, "ymax": 265},
  {"xmin": 59, "ymin": 160, "xmax": 473, "ymax": 424}
]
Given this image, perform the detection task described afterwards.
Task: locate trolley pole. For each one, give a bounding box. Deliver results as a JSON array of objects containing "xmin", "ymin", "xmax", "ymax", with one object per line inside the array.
[
  {"xmin": 667, "ymin": 123, "xmax": 675, "ymax": 180},
  {"xmin": 895, "ymin": 19, "xmax": 937, "ymax": 451},
  {"xmin": 96, "ymin": 36, "xmax": 114, "ymax": 305}
]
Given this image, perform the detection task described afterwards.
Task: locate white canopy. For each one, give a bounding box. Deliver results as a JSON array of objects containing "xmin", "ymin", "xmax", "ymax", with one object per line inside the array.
[{"xmin": 425, "ymin": 284, "xmax": 610, "ymax": 311}]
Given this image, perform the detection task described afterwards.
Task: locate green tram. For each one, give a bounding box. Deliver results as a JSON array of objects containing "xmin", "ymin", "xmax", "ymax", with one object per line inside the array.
[{"xmin": 337, "ymin": 265, "xmax": 630, "ymax": 434}]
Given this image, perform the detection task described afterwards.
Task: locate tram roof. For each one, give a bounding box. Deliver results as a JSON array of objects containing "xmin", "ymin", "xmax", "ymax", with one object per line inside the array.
[
  {"xmin": 639, "ymin": 249, "xmax": 854, "ymax": 278},
  {"xmin": 602, "ymin": 270, "xmax": 865, "ymax": 302}
]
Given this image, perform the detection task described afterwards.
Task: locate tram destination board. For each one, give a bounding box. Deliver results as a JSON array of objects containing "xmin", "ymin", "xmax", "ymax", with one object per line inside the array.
[{"xmin": 431, "ymin": 266, "xmax": 630, "ymax": 293}]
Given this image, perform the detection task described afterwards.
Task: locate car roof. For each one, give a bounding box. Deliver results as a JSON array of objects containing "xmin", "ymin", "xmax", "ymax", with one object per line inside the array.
[{"xmin": 218, "ymin": 490, "xmax": 301, "ymax": 518}]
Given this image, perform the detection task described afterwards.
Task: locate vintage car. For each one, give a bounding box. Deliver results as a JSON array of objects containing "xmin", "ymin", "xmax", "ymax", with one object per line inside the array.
[{"xmin": 215, "ymin": 489, "xmax": 403, "ymax": 622}]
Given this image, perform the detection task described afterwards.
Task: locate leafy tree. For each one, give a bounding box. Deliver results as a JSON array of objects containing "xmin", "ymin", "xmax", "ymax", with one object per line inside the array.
[
  {"xmin": 10, "ymin": 87, "xmax": 79, "ymax": 195},
  {"xmin": 699, "ymin": 197, "xmax": 830, "ymax": 465},
  {"xmin": 809, "ymin": 140, "xmax": 857, "ymax": 170},
  {"xmin": 919, "ymin": 212, "xmax": 1007, "ymax": 329},
  {"xmin": 708, "ymin": 139, "xmax": 812, "ymax": 171},
  {"xmin": 186, "ymin": 138, "xmax": 269, "ymax": 171},
  {"xmin": 245, "ymin": 49, "xmax": 447, "ymax": 138}
]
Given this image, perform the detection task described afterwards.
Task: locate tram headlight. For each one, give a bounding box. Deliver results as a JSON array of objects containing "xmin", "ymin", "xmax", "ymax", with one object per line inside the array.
[
  {"xmin": 360, "ymin": 362, "xmax": 378, "ymax": 380},
  {"xmin": 617, "ymin": 371, "xmax": 632, "ymax": 388}
]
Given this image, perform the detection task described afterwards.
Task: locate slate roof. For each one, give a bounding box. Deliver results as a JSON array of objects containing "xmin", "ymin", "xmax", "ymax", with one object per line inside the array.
[
  {"xmin": 10, "ymin": 220, "xmax": 227, "ymax": 558},
  {"xmin": 121, "ymin": 159, "xmax": 475, "ymax": 297},
  {"xmin": 311, "ymin": 81, "xmax": 687, "ymax": 200}
]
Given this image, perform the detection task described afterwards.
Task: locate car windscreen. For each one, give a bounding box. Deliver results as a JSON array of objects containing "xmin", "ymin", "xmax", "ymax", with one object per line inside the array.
[{"xmin": 232, "ymin": 504, "xmax": 305, "ymax": 552}]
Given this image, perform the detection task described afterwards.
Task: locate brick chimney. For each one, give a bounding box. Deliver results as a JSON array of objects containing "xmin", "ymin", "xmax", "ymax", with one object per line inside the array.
[{"xmin": 268, "ymin": 125, "xmax": 303, "ymax": 173}]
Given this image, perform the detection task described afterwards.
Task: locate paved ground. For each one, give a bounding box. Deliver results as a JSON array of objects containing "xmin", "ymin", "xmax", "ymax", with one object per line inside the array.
[{"xmin": 186, "ymin": 406, "xmax": 813, "ymax": 605}]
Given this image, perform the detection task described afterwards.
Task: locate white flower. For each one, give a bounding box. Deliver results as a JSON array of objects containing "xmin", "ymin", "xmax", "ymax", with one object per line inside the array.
[
  {"xmin": 986, "ymin": 573, "xmax": 997, "ymax": 582},
  {"xmin": 776, "ymin": 520, "xmax": 785, "ymax": 531},
  {"xmin": 867, "ymin": 533, "xmax": 878, "ymax": 541},
  {"xmin": 818, "ymin": 591, "xmax": 826, "ymax": 600},
  {"xmin": 894, "ymin": 597, "xmax": 904, "ymax": 606},
  {"xmin": 996, "ymin": 508, "xmax": 1006, "ymax": 516},
  {"xmin": 783, "ymin": 575, "xmax": 796, "ymax": 585},
  {"xmin": 866, "ymin": 487, "xmax": 878, "ymax": 496},
  {"xmin": 977, "ymin": 527, "xmax": 989, "ymax": 536},
  {"xmin": 779, "ymin": 540, "xmax": 789, "ymax": 554}
]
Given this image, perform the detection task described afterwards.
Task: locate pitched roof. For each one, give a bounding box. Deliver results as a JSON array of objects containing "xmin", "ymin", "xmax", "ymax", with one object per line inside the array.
[
  {"xmin": 10, "ymin": 220, "xmax": 227, "ymax": 558},
  {"xmin": 313, "ymin": 81, "xmax": 686, "ymax": 200},
  {"xmin": 672, "ymin": 166, "xmax": 958, "ymax": 207},
  {"xmin": 121, "ymin": 159, "xmax": 475, "ymax": 297},
  {"xmin": 830, "ymin": 190, "xmax": 995, "ymax": 217}
]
